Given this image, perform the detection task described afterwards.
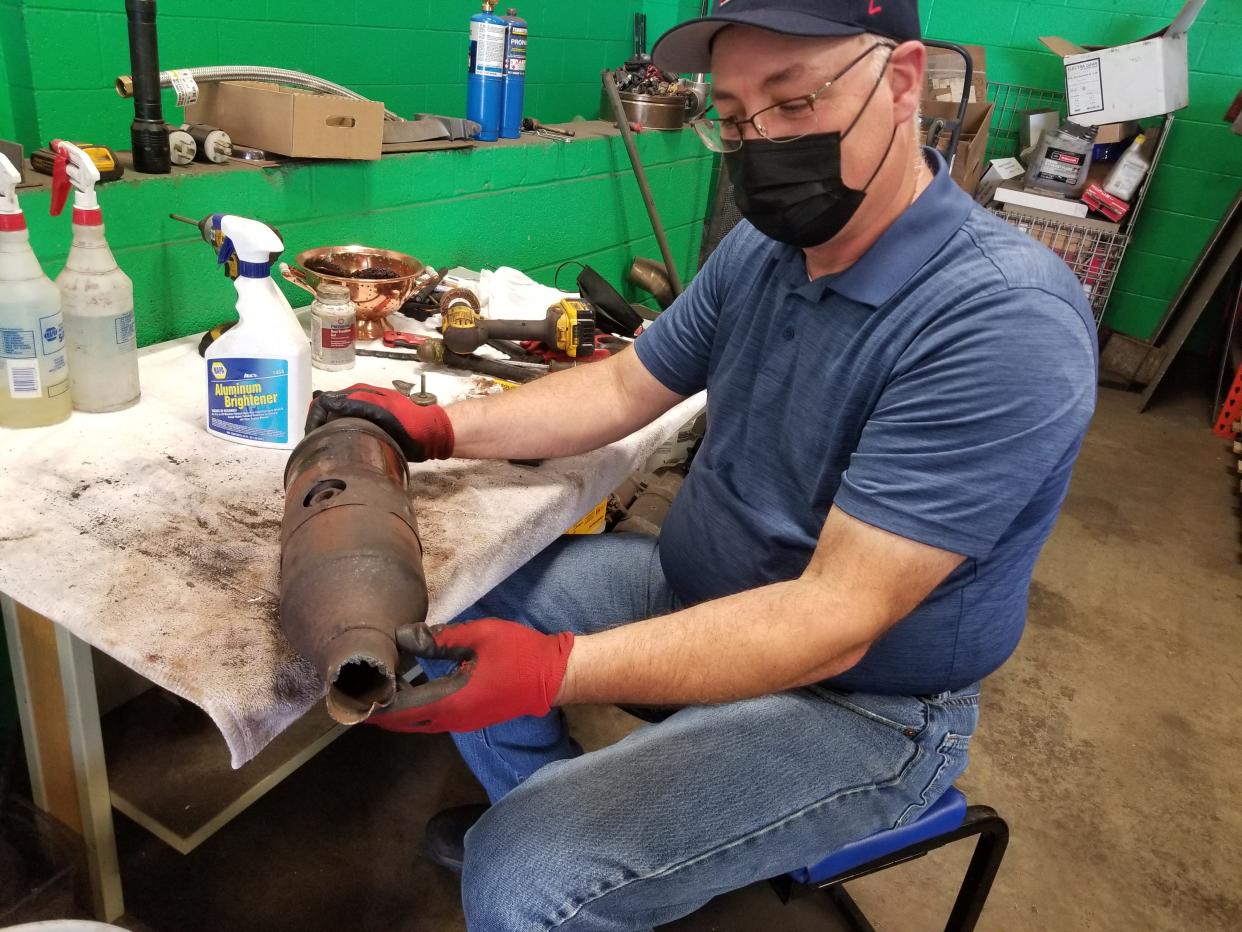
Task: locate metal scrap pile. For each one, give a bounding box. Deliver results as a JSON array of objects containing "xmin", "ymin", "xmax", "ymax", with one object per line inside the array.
[{"xmin": 610, "ymin": 64, "xmax": 686, "ymax": 98}]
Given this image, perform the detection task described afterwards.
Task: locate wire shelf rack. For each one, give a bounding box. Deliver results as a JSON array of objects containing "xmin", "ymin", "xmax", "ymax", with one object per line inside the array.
[
  {"xmin": 984, "ymin": 83, "xmax": 1065, "ymax": 162},
  {"xmin": 982, "ymin": 81, "xmax": 1172, "ymax": 325},
  {"xmin": 988, "ymin": 207, "xmax": 1128, "ymax": 319}
]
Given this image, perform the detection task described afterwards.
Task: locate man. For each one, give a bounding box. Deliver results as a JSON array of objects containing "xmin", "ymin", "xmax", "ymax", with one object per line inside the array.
[{"xmin": 307, "ymin": 1, "xmax": 1097, "ymax": 928}]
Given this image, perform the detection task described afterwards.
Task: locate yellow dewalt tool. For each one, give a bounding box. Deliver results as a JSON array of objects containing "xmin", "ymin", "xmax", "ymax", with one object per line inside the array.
[
  {"xmin": 439, "ymin": 288, "xmax": 597, "ymax": 358},
  {"xmin": 31, "ymin": 142, "xmax": 124, "ymax": 182}
]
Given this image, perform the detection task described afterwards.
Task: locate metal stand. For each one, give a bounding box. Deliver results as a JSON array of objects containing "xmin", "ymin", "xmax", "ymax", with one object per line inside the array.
[
  {"xmin": 771, "ymin": 805, "xmax": 1010, "ymax": 932},
  {"xmin": 984, "ymin": 80, "xmax": 1173, "ymax": 325}
]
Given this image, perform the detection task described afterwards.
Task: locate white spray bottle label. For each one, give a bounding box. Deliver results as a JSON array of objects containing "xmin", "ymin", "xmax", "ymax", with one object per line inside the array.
[
  {"xmin": 207, "ymin": 356, "xmax": 291, "ymax": 444},
  {"xmin": 3, "ymin": 314, "xmax": 67, "ymax": 398}
]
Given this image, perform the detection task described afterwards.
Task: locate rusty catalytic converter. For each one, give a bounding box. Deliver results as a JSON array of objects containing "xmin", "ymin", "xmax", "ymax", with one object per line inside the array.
[{"xmin": 281, "ymin": 417, "xmax": 429, "ymax": 724}]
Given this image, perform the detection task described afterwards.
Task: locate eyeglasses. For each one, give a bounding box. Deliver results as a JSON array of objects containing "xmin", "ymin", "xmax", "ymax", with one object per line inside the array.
[{"xmin": 689, "ymin": 43, "xmax": 890, "ymax": 153}]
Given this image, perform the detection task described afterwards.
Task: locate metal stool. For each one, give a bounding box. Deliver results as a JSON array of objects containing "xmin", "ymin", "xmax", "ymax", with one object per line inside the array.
[{"xmin": 771, "ymin": 787, "xmax": 1009, "ymax": 932}]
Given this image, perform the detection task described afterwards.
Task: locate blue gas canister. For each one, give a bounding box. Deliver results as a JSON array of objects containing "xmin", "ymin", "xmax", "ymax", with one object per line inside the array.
[
  {"xmin": 500, "ymin": 7, "xmax": 527, "ymax": 139},
  {"xmin": 468, "ymin": 0, "xmax": 506, "ymax": 142}
]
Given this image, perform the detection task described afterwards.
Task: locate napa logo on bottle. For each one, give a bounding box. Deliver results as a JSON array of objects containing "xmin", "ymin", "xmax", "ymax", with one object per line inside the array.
[{"xmin": 206, "ymin": 356, "xmax": 290, "ymax": 444}]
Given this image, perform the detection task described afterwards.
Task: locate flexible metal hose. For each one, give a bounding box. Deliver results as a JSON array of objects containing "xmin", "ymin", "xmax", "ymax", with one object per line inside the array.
[{"xmin": 115, "ymin": 65, "xmax": 403, "ymax": 121}]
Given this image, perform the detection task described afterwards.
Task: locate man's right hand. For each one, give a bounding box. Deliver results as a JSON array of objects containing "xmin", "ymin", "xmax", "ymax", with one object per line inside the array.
[{"xmin": 305, "ymin": 384, "xmax": 455, "ymax": 462}]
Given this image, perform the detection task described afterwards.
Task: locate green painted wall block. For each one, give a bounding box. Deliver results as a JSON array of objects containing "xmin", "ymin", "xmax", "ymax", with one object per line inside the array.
[
  {"xmin": 0, "ymin": 2, "xmax": 715, "ymax": 349},
  {"xmin": 12, "ymin": 129, "xmax": 713, "ymax": 347},
  {"xmin": 922, "ymin": 0, "xmax": 1242, "ymax": 338},
  {"xmin": 0, "ymin": 0, "xmax": 697, "ymax": 152},
  {"xmin": 3, "ymin": 0, "xmax": 1238, "ymax": 342}
]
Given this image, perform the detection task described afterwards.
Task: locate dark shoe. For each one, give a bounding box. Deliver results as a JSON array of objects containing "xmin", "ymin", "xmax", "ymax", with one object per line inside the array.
[{"xmin": 424, "ymin": 803, "xmax": 489, "ymax": 873}]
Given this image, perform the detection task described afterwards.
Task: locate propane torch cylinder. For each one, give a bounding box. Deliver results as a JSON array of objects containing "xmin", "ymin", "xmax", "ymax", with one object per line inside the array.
[{"xmin": 467, "ymin": 0, "xmax": 506, "ymax": 141}]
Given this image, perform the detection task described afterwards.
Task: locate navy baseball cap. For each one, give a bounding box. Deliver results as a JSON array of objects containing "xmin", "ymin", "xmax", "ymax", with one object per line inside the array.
[{"xmin": 652, "ymin": 0, "xmax": 921, "ymax": 73}]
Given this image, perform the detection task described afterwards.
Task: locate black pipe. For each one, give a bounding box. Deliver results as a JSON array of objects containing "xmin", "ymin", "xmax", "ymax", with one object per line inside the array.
[
  {"xmin": 601, "ymin": 70, "xmax": 684, "ymax": 298},
  {"xmin": 920, "ymin": 40, "xmax": 973, "ymax": 174},
  {"xmin": 125, "ymin": 0, "xmax": 171, "ymax": 174}
]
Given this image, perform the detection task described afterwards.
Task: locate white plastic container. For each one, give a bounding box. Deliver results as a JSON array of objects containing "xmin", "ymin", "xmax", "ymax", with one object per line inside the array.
[
  {"xmin": 1102, "ymin": 133, "xmax": 1150, "ymax": 202},
  {"xmin": 50, "ymin": 141, "xmax": 140, "ymax": 412},
  {"xmin": 204, "ymin": 215, "xmax": 311, "ymax": 449},
  {"xmin": 0, "ymin": 154, "xmax": 72, "ymax": 429},
  {"xmin": 1023, "ymin": 121, "xmax": 1098, "ymax": 198}
]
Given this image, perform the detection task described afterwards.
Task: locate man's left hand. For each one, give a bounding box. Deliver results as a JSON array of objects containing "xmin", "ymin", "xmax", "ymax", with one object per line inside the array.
[{"xmin": 369, "ymin": 619, "xmax": 575, "ymax": 733}]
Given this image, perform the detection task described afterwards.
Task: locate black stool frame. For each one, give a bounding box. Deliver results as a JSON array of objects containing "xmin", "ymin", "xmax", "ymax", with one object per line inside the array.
[{"xmin": 770, "ymin": 804, "xmax": 1010, "ymax": 932}]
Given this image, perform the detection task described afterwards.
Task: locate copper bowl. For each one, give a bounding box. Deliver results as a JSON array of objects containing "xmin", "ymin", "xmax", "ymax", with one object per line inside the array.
[{"xmin": 282, "ymin": 245, "xmax": 427, "ymax": 340}]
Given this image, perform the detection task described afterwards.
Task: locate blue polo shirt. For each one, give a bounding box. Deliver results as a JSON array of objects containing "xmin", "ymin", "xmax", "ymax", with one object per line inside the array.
[{"xmin": 634, "ymin": 150, "xmax": 1097, "ymax": 695}]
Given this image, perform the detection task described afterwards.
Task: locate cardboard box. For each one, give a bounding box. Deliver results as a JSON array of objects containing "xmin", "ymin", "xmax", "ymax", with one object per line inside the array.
[
  {"xmin": 1019, "ymin": 108, "xmax": 1061, "ymax": 150},
  {"xmin": 975, "ymin": 157, "xmax": 1025, "ymax": 204},
  {"xmin": 1082, "ymin": 182, "xmax": 1130, "ymax": 223},
  {"xmin": 920, "ymin": 99, "xmax": 995, "ymax": 194},
  {"xmin": 925, "ymin": 44, "xmax": 987, "ymax": 104},
  {"xmin": 1039, "ymin": 0, "xmax": 1205, "ymax": 125},
  {"xmin": 993, "ymin": 180, "xmax": 1089, "ymax": 218},
  {"xmin": 1093, "ymin": 121, "xmax": 1140, "ymax": 145},
  {"xmin": 186, "ymin": 81, "xmax": 384, "ymax": 160}
]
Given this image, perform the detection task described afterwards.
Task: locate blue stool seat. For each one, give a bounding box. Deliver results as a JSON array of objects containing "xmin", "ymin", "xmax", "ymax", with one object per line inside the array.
[
  {"xmin": 773, "ymin": 784, "xmax": 1008, "ymax": 932},
  {"xmin": 791, "ymin": 787, "xmax": 968, "ymax": 885}
]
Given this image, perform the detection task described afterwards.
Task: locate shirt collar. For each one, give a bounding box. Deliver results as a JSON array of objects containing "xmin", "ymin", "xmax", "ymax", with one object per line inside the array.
[{"xmin": 780, "ymin": 148, "xmax": 976, "ymax": 308}]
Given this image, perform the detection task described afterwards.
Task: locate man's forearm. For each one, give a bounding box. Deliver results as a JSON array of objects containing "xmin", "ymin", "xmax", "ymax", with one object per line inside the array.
[
  {"xmin": 554, "ymin": 577, "xmax": 878, "ymax": 707},
  {"xmin": 447, "ymin": 348, "xmax": 680, "ymax": 460}
]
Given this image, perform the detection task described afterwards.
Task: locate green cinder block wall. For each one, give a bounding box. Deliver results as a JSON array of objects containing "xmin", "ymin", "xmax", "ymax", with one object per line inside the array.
[
  {"xmin": 3, "ymin": 0, "xmax": 1236, "ymax": 346},
  {"xmin": 0, "ymin": 0, "xmax": 711, "ymax": 350},
  {"xmin": 13, "ymin": 131, "xmax": 714, "ymax": 347},
  {"xmin": 1, "ymin": 0, "xmax": 702, "ymax": 154},
  {"xmin": 922, "ymin": 0, "xmax": 1242, "ymax": 338}
]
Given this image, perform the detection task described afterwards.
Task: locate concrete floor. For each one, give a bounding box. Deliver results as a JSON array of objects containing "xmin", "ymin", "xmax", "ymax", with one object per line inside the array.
[{"xmin": 27, "ymin": 379, "xmax": 1242, "ymax": 930}]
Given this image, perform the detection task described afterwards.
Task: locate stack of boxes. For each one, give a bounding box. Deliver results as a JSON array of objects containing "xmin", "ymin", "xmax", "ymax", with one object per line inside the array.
[
  {"xmin": 919, "ymin": 44, "xmax": 994, "ymax": 195},
  {"xmin": 980, "ymin": 0, "xmax": 1204, "ymax": 228}
]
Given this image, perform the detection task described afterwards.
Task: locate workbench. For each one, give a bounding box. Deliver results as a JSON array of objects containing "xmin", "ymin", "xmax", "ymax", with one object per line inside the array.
[{"xmin": 0, "ymin": 332, "xmax": 702, "ymax": 920}]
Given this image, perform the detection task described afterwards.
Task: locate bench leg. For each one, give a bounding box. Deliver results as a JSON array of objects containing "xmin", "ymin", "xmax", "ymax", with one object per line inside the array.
[
  {"xmin": 944, "ymin": 815, "xmax": 1009, "ymax": 932},
  {"xmin": 4, "ymin": 596, "xmax": 124, "ymax": 921},
  {"xmin": 825, "ymin": 884, "xmax": 878, "ymax": 932}
]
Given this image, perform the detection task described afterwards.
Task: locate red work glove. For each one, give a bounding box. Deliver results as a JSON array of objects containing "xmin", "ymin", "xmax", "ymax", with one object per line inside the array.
[
  {"xmin": 369, "ymin": 619, "xmax": 575, "ymax": 733},
  {"xmin": 305, "ymin": 384, "xmax": 454, "ymax": 462}
]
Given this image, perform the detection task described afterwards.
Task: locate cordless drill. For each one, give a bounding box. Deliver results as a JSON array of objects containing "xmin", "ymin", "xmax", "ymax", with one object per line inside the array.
[
  {"xmin": 439, "ymin": 288, "xmax": 597, "ymax": 358},
  {"xmin": 169, "ymin": 213, "xmax": 282, "ymax": 280}
]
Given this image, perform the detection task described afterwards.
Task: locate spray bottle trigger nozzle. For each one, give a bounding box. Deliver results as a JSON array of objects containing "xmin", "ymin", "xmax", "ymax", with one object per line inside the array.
[
  {"xmin": 217, "ymin": 236, "xmax": 236, "ymax": 266},
  {"xmin": 49, "ymin": 146, "xmax": 71, "ymax": 217}
]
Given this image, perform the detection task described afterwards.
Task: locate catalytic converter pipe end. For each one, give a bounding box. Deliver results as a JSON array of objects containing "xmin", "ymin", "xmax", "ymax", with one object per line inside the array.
[
  {"xmin": 322, "ymin": 628, "xmax": 400, "ymax": 725},
  {"xmin": 280, "ymin": 418, "xmax": 429, "ymax": 725}
]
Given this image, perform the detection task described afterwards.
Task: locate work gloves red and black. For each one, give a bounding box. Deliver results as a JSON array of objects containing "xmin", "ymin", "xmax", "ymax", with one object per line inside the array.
[
  {"xmin": 305, "ymin": 384, "xmax": 454, "ymax": 462},
  {"xmin": 368, "ymin": 619, "xmax": 575, "ymax": 733}
]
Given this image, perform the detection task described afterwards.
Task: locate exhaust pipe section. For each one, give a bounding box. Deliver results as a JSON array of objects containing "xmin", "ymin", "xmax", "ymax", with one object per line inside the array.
[
  {"xmin": 125, "ymin": 0, "xmax": 171, "ymax": 174},
  {"xmin": 280, "ymin": 418, "xmax": 429, "ymax": 725},
  {"xmin": 628, "ymin": 257, "xmax": 675, "ymax": 310}
]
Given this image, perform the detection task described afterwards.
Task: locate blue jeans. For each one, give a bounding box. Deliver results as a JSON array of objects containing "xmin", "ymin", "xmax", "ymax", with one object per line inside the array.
[{"xmin": 424, "ymin": 534, "xmax": 980, "ymax": 932}]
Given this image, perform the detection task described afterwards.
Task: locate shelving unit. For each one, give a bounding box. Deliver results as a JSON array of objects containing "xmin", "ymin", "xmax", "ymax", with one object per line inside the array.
[{"xmin": 983, "ymin": 81, "xmax": 1173, "ymax": 325}]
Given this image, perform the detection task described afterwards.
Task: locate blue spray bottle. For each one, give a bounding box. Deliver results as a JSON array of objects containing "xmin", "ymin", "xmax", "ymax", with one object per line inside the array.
[
  {"xmin": 500, "ymin": 7, "xmax": 528, "ymax": 139},
  {"xmin": 467, "ymin": 0, "xmax": 506, "ymax": 142}
]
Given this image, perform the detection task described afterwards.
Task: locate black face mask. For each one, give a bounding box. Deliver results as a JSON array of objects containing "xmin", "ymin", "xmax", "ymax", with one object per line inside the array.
[{"xmin": 723, "ymin": 69, "xmax": 897, "ymax": 249}]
